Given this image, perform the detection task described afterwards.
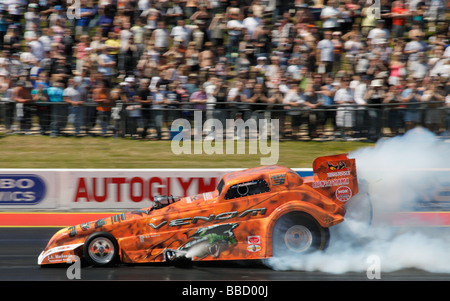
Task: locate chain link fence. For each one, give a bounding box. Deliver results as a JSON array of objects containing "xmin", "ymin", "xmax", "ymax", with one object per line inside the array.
[{"xmin": 1, "ymin": 100, "xmax": 449, "ymax": 141}]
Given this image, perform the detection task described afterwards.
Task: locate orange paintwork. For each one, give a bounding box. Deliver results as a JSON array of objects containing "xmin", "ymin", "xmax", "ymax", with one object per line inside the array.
[{"xmin": 38, "ymin": 154, "xmax": 358, "ymax": 265}]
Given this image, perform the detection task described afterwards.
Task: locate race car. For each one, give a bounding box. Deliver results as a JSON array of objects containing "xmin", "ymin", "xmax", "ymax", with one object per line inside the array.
[{"xmin": 38, "ymin": 154, "xmax": 358, "ymax": 266}]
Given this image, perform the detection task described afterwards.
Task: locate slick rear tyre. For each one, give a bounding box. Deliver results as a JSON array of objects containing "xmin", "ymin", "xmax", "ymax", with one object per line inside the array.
[
  {"xmin": 272, "ymin": 212, "xmax": 330, "ymax": 257},
  {"xmin": 84, "ymin": 232, "xmax": 119, "ymax": 267}
]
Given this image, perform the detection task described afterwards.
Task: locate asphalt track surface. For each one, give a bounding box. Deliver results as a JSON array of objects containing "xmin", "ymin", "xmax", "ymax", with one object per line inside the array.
[{"xmin": 1, "ymin": 227, "xmax": 449, "ymax": 283}]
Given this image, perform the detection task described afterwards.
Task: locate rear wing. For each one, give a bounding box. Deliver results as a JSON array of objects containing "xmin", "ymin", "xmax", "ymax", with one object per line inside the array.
[{"xmin": 306, "ymin": 154, "xmax": 359, "ymax": 205}]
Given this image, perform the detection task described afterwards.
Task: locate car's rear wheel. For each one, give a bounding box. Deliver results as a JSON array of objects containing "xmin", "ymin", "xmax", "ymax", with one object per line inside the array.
[
  {"xmin": 272, "ymin": 212, "xmax": 329, "ymax": 257},
  {"xmin": 84, "ymin": 232, "xmax": 119, "ymax": 267}
]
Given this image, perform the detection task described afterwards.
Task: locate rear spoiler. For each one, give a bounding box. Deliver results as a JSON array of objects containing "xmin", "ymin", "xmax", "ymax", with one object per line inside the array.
[{"xmin": 306, "ymin": 154, "xmax": 359, "ymax": 205}]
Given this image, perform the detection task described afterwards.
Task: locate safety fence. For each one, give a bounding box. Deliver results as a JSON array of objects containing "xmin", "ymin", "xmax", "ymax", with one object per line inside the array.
[{"xmin": 0, "ymin": 101, "xmax": 449, "ymax": 140}]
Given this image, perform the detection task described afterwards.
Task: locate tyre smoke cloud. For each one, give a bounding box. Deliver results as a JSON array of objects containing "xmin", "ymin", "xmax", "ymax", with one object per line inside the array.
[{"xmin": 267, "ymin": 128, "xmax": 450, "ymax": 274}]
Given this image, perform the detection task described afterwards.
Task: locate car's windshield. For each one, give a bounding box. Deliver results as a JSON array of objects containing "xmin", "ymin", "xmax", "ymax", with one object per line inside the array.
[{"xmin": 224, "ymin": 179, "xmax": 270, "ymax": 200}]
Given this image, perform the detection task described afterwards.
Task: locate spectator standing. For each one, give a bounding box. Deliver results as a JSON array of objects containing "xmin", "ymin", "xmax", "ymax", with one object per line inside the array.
[
  {"xmin": 283, "ymin": 82, "xmax": 305, "ymax": 139},
  {"xmin": 364, "ymin": 79, "xmax": 386, "ymax": 141},
  {"xmin": 151, "ymin": 21, "xmax": 169, "ymax": 54},
  {"xmin": 171, "ymin": 19, "xmax": 192, "ymax": 48},
  {"xmin": 93, "ymin": 79, "xmax": 113, "ymax": 137},
  {"xmin": 421, "ymin": 80, "xmax": 445, "ymax": 134},
  {"xmin": 0, "ymin": 12, "xmax": 7, "ymax": 50},
  {"xmin": 64, "ymin": 77, "xmax": 85, "ymax": 137},
  {"xmin": 316, "ymin": 31, "xmax": 334, "ymax": 74},
  {"xmin": 136, "ymin": 78, "xmax": 152, "ymax": 139},
  {"xmin": 400, "ymin": 81, "xmax": 422, "ymax": 131},
  {"xmin": 120, "ymin": 35, "xmax": 139, "ymax": 76},
  {"xmin": 13, "ymin": 80, "xmax": 34, "ymax": 134},
  {"xmin": 24, "ymin": 3, "xmax": 41, "ymax": 34},
  {"xmin": 383, "ymin": 84, "xmax": 404, "ymax": 136},
  {"xmin": 226, "ymin": 8, "xmax": 245, "ymax": 54},
  {"xmin": 320, "ymin": 0, "xmax": 340, "ymax": 32},
  {"xmin": 391, "ymin": 0, "xmax": 410, "ymax": 38},
  {"xmin": 97, "ymin": 46, "xmax": 116, "ymax": 81},
  {"xmin": 76, "ymin": 0, "xmax": 96, "ymax": 37},
  {"xmin": 367, "ymin": 19, "xmax": 390, "ymax": 47},
  {"xmin": 334, "ymin": 77, "xmax": 355, "ymax": 139},
  {"xmin": 208, "ymin": 13, "xmax": 227, "ymax": 47},
  {"xmin": 151, "ymin": 82, "xmax": 167, "ymax": 140},
  {"xmin": 304, "ymin": 78, "xmax": 325, "ymax": 139},
  {"xmin": 31, "ymin": 82, "xmax": 50, "ymax": 135},
  {"xmin": 47, "ymin": 80, "xmax": 67, "ymax": 137},
  {"xmin": 166, "ymin": 0, "xmax": 185, "ymax": 27},
  {"xmin": 404, "ymin": 33, "xmax": 428, "ymax": 68}
]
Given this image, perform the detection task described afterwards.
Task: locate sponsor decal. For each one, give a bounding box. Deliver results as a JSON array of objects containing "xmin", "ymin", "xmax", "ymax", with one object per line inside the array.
[
  {"xmin": 327, "ymin": 170, "xmax": 351, "ymax": 178},
  {"xmin": 312, "ymin": 177, "xmax": 350, "ymax": 188},
  {"xmin": 327, "ymin": 161, "xmax": 351, "ymax": 178},
  {"xmin": 335, "ymin": 186, "xmax": 352, "ymax": 202},
  {"xmin": 247, "ymin": 244, "xmax": 262, "ymax": 252},
  {"xmin": 270, "ymin": 174, "xmax": 286, "ymax": 186},
  {"xmin": 248, "ymin": 236, "xmax": 260, "ymax": 244},
  {"xmin": 327, "ymin": 162, "xmax": 347, "ymax": 171},
  {"xmin": 73, "ymin": 176, "xmax": 218, "ymax": 203},
  {"xmin": 247, "ymin": 235, "xmax": 261, "ymax": 253},
  {"xmin": 149, "ymin": 208, "xmax": 267, "ymax": 230},
  {"xmin": 0, "ymin": 174, "xmax": 46, "ymax": 205}
]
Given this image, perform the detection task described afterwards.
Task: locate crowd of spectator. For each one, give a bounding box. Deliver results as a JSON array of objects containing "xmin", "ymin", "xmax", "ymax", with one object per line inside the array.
[{"xmin": 0, "ymin": 0, "xmax": 449, "ymax": 141}]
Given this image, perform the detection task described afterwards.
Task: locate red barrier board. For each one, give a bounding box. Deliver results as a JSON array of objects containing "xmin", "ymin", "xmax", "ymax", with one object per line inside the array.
[{"xmin": 0, "ymin": 212, "xmax": 115, "ymax": 227}]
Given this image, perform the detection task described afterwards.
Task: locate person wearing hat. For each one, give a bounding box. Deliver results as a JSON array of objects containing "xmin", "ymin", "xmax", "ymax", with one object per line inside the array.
[{"xmin": 24, "ymin": 3, "xmax": 40, "ymax": 33}]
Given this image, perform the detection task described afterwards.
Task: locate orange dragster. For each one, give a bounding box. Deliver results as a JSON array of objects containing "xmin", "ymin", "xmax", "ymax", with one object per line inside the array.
[{"xmin": 38, "ymin": 154, "xmax": 358, "ymax": 266}]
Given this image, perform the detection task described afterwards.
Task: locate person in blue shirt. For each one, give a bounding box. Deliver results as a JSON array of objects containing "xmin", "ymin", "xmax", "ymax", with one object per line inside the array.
[
  {"xmin": 32, "ymin": 82, "xmax": 50, "ymax": 135},
  {"xmin": 47, "ymin": 80, "xmax": 67, "ymax": 137},
  {"xmin": 0, "ymin": 11, "xmax": 8, "ymax": 50},
  {"xmin": 75, "ymin": 1, "xmax": 96, "ymax": 37},
  {"xmin": 400, "ymin": 81, "xmax": 422, "ymax": 132}
]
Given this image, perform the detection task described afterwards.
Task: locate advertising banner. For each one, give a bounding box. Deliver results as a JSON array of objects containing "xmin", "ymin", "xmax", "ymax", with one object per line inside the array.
[{"xmin": 0, "ymin": 169, "xmax": 313, "ymax": 211}]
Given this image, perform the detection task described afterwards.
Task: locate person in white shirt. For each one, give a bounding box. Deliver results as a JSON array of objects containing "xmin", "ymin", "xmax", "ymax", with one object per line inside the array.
[
  {"xmin": 334, "ymin": 77, "xmax": 355, "ymax": 138},
  {"xmin": 353, "ymin": 75, "xmax": 370, "ymax": 138},
  {"xmin": 283, "ymin": 83, "xmax": 306, "ymax": 138},
  {"xmin": 243, "ymin": 9, "xmax": 260, "ymax": 38},
  {"xmin": 320, "ymin": 0, "xmax": 340, "ymax": 31},
  {"xmin": 316, "ymin": 31, "xmax": 335, "ymax": 74},
  {"xmin": 170, "ymin": 19, "xmax": 192, "ymax": 47},
  {"xmin": 227, "ymin": 8, "xmax": 245, "ymax": 53},
  {"xmin": 151, "ymin": 21, "xmax": 169, "ymax": 52},
  {"xmin": 367, "ymin": 20, "xmax": 390, "ymax": 46}
]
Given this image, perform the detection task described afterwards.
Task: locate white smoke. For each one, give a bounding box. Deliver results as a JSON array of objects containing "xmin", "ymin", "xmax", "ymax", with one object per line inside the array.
[{"xmin": 267, "ymin": 128, "xmax": 450, "ymax": 274}]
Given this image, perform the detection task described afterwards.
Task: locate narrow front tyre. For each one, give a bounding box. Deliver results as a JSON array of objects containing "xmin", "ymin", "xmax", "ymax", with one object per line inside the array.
[{"xmin": 83, "ymin": 232, "xmax": 119, "ymax": 267}]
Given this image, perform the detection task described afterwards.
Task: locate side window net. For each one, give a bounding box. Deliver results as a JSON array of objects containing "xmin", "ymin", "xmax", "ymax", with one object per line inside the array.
[{"xmin": 224, "ymin": 179, "xmax": 270, "ymax": 200}]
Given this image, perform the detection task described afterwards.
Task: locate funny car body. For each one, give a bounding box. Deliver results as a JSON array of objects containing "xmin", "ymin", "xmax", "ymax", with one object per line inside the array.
[{"xmin": 38, "ymin": 154, "xmax": 359, "ymax": 267}]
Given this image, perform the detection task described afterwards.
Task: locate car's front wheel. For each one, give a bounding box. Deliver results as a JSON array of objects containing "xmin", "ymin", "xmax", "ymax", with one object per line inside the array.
[
  {"xmin": 83, "ymin": 232, "xmax": 119, "ymax": 267},
  {"xmin": 272, "ymin": 212, "xmax": 329, "ymax": 257}
]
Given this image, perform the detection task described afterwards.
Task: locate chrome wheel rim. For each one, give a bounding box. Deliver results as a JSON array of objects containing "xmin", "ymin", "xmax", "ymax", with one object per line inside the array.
[
  {"xmin": 284, "ymin": 225, "xmax": 313, "ymax": 252},
  {"xmin": 88, "ymin": 237, "xmax": 115, "ymax": 264}
]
